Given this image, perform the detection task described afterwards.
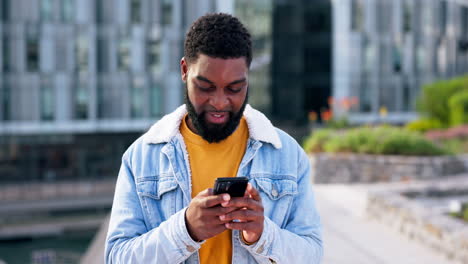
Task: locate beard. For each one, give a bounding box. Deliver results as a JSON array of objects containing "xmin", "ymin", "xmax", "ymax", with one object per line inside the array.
[{"xmin": 184, "ymin": 86, "xmax": 248, "ymax": 143}]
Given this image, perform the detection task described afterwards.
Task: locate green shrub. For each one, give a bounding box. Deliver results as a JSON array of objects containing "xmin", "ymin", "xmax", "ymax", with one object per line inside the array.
[
  {"xmin": 449, "ymin": 90, "xmax": 468, "ymax": 126},
  {"xmin": 303, "ymin": 126, "xmax": 449, "ymax": 156},
  {"xmin": 440, "ymin": 138, "xmax": 468, "ymax": 154},
  {"xmin": 303, "ymin": 128, "xmax": 336, "ymax": 153},
  {"xmin": 416, "ymin": 75, "xmax": 468, "ymax": 126},
  {"xmin": 325, "ymin": 117, "xmax": 351, "ymax": 129},
  {"xmin": 405, "ymin": 118, "xmax": 444, "ymax": 133}
]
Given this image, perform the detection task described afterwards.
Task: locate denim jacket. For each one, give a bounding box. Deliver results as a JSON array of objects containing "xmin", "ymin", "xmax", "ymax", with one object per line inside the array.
[{"xmin": 105, "ymin": 105, "xmax": 323, "ymax": 264}]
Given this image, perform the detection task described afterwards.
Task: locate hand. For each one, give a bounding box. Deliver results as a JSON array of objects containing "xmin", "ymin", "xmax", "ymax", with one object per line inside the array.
[
  {"xmin": 185, "ymin": 188, "xmax": 238, "ymax": 241},
  {"xmin": 219, "ymin": 183, "xmax": 264, "ymax": 244}
]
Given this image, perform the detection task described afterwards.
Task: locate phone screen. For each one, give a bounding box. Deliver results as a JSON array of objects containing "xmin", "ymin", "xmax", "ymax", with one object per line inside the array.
[{"xmin": 213, "ymin": 177, "xmax": 248, "ymax": 197}]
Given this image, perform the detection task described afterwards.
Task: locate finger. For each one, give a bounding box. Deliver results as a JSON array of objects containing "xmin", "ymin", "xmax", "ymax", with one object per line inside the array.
[
  {"xmin": 222, "ymin": 197, "xmax": 263, "ymax": 211},
  {"xmin": 246, "ymin": 183, "xmax": 261, "ymax": 202},
  {"xmin": 225, "ymin": 221, "xmax": 260, "ymax": 232},
  {"xmin": 205, "ymin": 205, "xmax": 239, "ymax": 216},
  {"xmin": 196, "ymin": 188, "xmax": 213, "ymax": 197},
  {"xmin": 219, "ymin": 209, "xmax": 261, "ymax": 222},
  {"xmin": 199, "ymin": 193, "xmax": 231, "ymax": 208}
]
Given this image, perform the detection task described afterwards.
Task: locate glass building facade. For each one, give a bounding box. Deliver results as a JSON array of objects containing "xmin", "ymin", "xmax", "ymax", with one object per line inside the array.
[
  {"xmin": 0, "ymin": 0, "xmax": 273, "ymax": 183},
  {"xmin": 333, "ymin": 0, "xmax": 468, "ymax": 123}
]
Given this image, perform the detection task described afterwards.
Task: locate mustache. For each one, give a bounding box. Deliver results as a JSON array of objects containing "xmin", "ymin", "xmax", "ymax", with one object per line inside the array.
[{"xmin": 202, "ymin": 107, "xmax": 233, "ymax": 113}]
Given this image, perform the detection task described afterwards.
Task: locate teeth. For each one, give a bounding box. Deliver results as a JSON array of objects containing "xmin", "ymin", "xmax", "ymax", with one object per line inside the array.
[{"xmin": 214, "ymin": 114, "xmax": 221, "ymax": 117}]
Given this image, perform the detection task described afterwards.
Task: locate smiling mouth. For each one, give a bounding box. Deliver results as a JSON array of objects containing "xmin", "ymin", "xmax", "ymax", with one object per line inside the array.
[{"xmin": 205, "ymin": 112, "xmax": 229, "ymax": 125}]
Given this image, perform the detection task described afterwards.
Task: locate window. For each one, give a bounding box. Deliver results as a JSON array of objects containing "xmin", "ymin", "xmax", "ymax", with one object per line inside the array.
[
  {"xmin": 40, "ymin": 78, "xmax": 54, "ymax": 121},
  {"xmin": 403, "ymin": 1, "xmax": 412, "ymax": 33},
  {"xmin": 96, "ymin": 0, "xmax": 105, "ymax": 24},
  {"xmin": 2, "ymin": 0, "xmax": 9, "ymax": 22},
  {"xmin": 98, "ymin": 78, "xmax": 121, "ymax": 119},
  {"xmin": 459, "ymin": 7, "xmax": 468, "ymax": 53},
  {"xmin": 61, "ymin": 0, "xmax": 74, "ymax": 23},
  {"xmin": 75, "ymin": 76, "xmax": 88, "ymax": 119},
  {"xmin": 150, "ymin": 82, "xmax": 162, "ymax": 117},
  {"xmin": 118, "ymin": 33, "xmax": 130, "ymax": 71},
  {"xmin": 131, "ymin": 77, "xmax": 144, "ymax": 118},
  {"xmin": 402, "ymin": 81, "xmax": 411, "ymax": 111},
  {"xmin": 75, "ymin": 33, "xmax": 89, "ymax": 72},
  {"xmin": 462, "ymin": 7, "xmax": 468, "ymax": 38},
  {"xmin": 55, "ymin": 35, "xmax": 68, "ymax": 72},
  {"xmin": 2, "ymin": 36, "xmax": 10, "ymax": 72},
  {"xmin": 41, "ymin": 0, "xmax": 54, "ymax": 22},
  {"xmin": 351, "ymin": 0, "xmax": 364, "ymax": 32},
  {"xmin": 392, "ymin": 43, "xmax": 402, "ymax": 73},
  {"xmin": 161, "ymin": 0, "xmax": 172, "ymax": 25},
  {"xmin": 1, "ymin": 81, "xmax": 10, "ymax": 121},
  {"xmin": 440, "ymin": 1, "xmax": 447, "ymax": 35},
  {"xmin": 130, "ymin": 0, "xmax": 142, "ymax": 24},
  {"xmin": 364, "ymin": 41, "xmax": 376, "ymax": 74},
  {"xmin": 147, "ymin": 36, "xmax": 161, "ymax": 73},
  {"xmin": 26, "ymin": 25, "xmax": 40, "ymax": 72},
  {"xmin": 416, "ymin": 45, "xmax": 426, "ymax": 74},
  {"xmin": 97, "ymin": 35, "xmax": 109, "ymax": 73}
]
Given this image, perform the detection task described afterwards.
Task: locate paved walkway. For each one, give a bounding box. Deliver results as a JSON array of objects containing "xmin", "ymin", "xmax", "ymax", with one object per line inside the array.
[{"xmin": 314, "ymin": 185, "xmax": 458, "ymax": 264}]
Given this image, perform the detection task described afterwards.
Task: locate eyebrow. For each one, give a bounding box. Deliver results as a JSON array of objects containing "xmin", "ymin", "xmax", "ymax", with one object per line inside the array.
[{"xmin": 196, "ymin": 75, "xmax": 247, "ymax": 86}]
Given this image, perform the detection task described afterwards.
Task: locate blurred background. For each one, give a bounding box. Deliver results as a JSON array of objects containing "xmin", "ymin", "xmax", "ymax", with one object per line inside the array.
[{"xmin": 0, "ymin": 0, "xmax": 467, "ymax": 263}]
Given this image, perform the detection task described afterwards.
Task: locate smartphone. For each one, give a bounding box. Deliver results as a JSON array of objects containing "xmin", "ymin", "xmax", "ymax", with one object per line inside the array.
[{"xmin": 213, "ymin": 177, "xmax": 248, "ymax": 197}]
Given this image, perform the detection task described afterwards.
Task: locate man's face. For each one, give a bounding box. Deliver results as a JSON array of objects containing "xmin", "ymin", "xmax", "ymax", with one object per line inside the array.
[{"xmin": 181, "ymin": 54, "xmax": 249, "ymax": 143}]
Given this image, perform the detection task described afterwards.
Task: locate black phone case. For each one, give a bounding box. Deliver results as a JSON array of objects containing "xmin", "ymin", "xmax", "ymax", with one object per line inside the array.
[{"xmin": 213, "ymin": 177, "xmax": 248, "ymax": 197}]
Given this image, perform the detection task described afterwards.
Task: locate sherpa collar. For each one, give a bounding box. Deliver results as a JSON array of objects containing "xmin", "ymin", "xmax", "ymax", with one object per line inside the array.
[{"xmin": 143, "ymin": 104, "xmax": 282, "ymax": 149}]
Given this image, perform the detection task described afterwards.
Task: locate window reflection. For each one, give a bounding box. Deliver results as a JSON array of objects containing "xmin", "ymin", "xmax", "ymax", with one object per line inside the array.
[
  {"xmin": 393, "ymin": 42, "xmax": 402, "ymax": 73},
  {"xmin": 161, "ymin": 0, "xmax": 172, "ymax": 25},
  {"xmin": 2, "ymin": 0, "xmax": 9, "ymax": 22},
  {"xmin": 118, "ymin": 29, "xmax": 130, "ymax": 71},
  {"xmin": 97, "ymin": 35, "xmax": 109, "ymax": 73},
  {"xmin": 440, "ymin": 1, "xmax": 447, "ymax": 35},
  {"xmin": 40, "ymin": 77, "xmax": 54, "ymax": 121},
  {"xmin": 131, "ymin": 76, "xmax": 144, "ymax": 118},
  {"xmin": 150, "ymin": 81, "xmax": 162, "ymax": 117},
  {"xmin": 2, "ymin": 35, "xmax": 10, "ymax": 72},
  {"xmin": 26, "ymin": 25, "xmax": 40, "ymax": 72},
  {"xmin": 55, "ymin": 34, "xmax": 68, "ymax": 72},
  {"xmin": 147, "ymin": 28, "xmax": 161, "ymax": 74},
  {"xmin": 75, "ymin": 31, "xmax": 89, "ymax": 72},
  {"xmin": 351, "ymin": 0, "xmax": 364, "ymax": 32},
  {"xmin": 75, "ymin": 75, "xmax": 88, "ymax": 119},
  {"xmin": 403, "ymin": 1, "xmax": 412, "ymax": 33},
  {"xmin": 130, "ymin": 0, "xmax": 142, "ymax": 24},
  {"xmin": 41, "ymin": 0, "xmax": 54, "ymax": 22},
  {"xmin": 1, "ymin": 81, "xmax": 10, "ymax": 121},
  {"xmin": 61, "ymin": 0, "xmax": 74, "ymax": 23}
]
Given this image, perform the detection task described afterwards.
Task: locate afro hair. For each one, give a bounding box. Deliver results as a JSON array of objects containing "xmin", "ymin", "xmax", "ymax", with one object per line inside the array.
[{"xmin": 184, "ymin": 13, "xmax": 252, "ymax": 67}]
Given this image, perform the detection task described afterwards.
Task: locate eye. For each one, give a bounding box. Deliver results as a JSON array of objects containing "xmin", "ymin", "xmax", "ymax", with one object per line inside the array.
[
  {"xmin": 196, "ymin": 84, "xmax": 213, "ymax": 92},
  {"xmin": 227, "ymin": 87, "xmax": 242, "ymax": 93}
]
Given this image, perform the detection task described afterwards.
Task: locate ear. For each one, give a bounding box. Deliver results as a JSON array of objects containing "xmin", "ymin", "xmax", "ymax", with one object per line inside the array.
[{"xmin": 180, "ymin": 57, "xmax": 188, "ymax": 82}]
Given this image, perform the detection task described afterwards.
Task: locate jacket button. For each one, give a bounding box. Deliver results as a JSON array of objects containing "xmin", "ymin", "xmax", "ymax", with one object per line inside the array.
[
  {"xmin": 186, "ymin": 245, "xmax": 196, "ymax": 253},
  {"xmin": 271, "ymin": 188, "xmax": 278, "ymax": 198}
]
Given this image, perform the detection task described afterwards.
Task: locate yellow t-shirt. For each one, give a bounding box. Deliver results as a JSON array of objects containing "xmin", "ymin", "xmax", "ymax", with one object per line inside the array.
[{"xmin": 180, "ymin": 115, "xmax": 249, "ymax": 264}]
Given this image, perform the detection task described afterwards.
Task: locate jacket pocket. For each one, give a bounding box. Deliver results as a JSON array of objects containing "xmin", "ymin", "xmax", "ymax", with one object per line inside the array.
[
  {"xmin": 253, "ymin": 177, "xmax": 298, "ymax": 227},
  {"xmin": 136, "ymin": 176, "xmax": 179, "ymax": 228},
  {"xmin": 137, "ymin": 176, "xmax": 178, "ymax": 199},
  {"xmin": 254, "ymin": 178, "xmax": 298, "ymax": 200}
]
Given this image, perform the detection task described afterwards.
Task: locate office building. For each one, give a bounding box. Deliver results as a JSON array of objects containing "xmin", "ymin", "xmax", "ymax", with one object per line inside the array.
[{"xmin": 0, "ymin": 0, "xmax": 272, "ymax": 182}]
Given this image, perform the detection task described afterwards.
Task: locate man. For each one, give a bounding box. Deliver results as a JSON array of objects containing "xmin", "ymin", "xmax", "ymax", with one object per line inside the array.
[{"xmin": 105, "ymin": 13, "xmax": 322, "ymax": 263}]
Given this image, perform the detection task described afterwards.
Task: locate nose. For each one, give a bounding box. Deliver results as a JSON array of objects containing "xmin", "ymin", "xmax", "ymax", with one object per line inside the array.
[{"xmin": 209, "ymin": 91, "xmax": 230, "ymax": 111}]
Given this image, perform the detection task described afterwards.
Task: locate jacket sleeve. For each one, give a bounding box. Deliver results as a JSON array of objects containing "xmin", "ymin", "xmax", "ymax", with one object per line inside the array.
[
  {"xmin": 105, "ymin": 155, "xmax": 202, "ymax": 264},
  {"xmin": 241, "ymin": 151, "xmax": 323, "ymax": 264}
]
